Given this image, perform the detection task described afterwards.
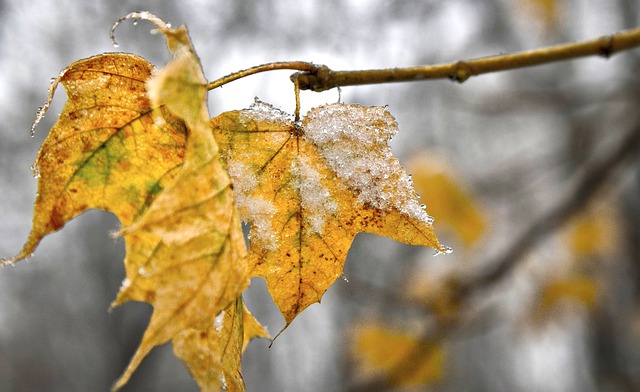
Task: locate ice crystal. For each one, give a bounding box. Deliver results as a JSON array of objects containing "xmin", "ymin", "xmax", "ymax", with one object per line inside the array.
[
  {"xmin": 227, "ymin": 159, "xmax": 277, "ymax": 251},
  {"xmin": 291, "ymin": 156, "xmax": 338, "ymax": 235},
  {"xmin": 304, "ymin": 103, "xmax": 433, "ymax": 225},
  {"xmin": 240, "ymin": 98, "xmax": 292, "ymax": 127}
]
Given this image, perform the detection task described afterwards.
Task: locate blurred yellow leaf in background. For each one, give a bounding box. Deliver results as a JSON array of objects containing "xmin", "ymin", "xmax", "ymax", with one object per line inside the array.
[
  {"xmin": 408, "ymin": 154, "xmax": 486, "ymax": 248},
  {"xmin": 351, "ymin": 322, "xmax": 445, "ymax": 388}
]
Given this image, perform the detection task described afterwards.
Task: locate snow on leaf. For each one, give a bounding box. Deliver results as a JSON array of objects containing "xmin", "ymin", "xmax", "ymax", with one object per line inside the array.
[
  {"xmin": 2, "ymin": 53, "xmax": 186, "ymax": 265},
  {"xmin": 211, "ymin": 100, "xmax": 445, "ymax": 325}
]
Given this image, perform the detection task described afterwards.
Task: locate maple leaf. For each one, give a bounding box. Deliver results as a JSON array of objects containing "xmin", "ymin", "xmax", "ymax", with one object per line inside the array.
[
  {"xmin": 2, "ymin": 52, "xmax": 186, "ymax": 265},
  {"xmin": 2, "ymin": 12, "xmax": 259, "ymax": 390},
  {"xmin": 173, "ymin": 296, "xmax": 269, "ymax": 392},
  {"xmin": 211, "ymin": 101, "xmax": 446, "ymax": 324},
  {"xmin": 112, "ymin": 17, "xmax": 252, "ymax": 390}
]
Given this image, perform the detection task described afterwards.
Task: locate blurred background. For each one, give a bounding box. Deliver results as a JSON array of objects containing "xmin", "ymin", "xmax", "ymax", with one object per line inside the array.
[{"xmin": 1, "ymin": 0, "xmax": 640, "ymax": 391}]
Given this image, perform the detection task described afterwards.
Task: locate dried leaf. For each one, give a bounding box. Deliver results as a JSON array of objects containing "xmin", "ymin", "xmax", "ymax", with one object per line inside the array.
[
  {"xmin": 172, "ymin": 297, "xmax": 269, "ymax": 392},
  {"xmin": 352, "ymin": 323, "xmax": 444, "ymax": 387},
  {"xmin": 242, "ymin": 303, "xmax": 271, "ymax": 351},
  {"xmin": 112, "ymin": 22, "xmax": 251, "ymax": 390},
  {"xmin": 3, "ymin": 53, "xmax": 186, "ymax": 265},
  {"xmin": 172, "ymin": 297, "xmax": 245, "ymax": 392},
  {"xmin": 211, "ymin": 101, "xmax": 445, "ymax": 324}
]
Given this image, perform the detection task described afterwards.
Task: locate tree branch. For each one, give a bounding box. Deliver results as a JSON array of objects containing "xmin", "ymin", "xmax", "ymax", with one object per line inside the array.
[
  {"xmin": 292, "ymin": 26, "xmax": 640, "ymax": 91},
  {"xmin": 457, "ymin": 122, "xmax": 640, "ymax": 301}
]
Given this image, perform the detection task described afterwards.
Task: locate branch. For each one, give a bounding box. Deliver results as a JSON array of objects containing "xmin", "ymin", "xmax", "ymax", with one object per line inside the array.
[
  {"xmin": 457, "ymin": 122, "xmax": 640, "ymax": 300},
  {"xmin": 293, "ymin": 26, "xmax": 640, "ymax": 91}
]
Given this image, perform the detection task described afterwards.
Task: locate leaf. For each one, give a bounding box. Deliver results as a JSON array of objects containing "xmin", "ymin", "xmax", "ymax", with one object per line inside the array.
[
  {"xmin": 7, "ymin": 15, "xmax": 263, "ymax": 391},
  {"xmin": 532, "ymin": 276, "xmax": 599, "ymax": 326},
  {"xmin": 407, "ymin": 155, "xmax": 485, "ymax": 248},
  {"xmin": 404, "ymin": 272, "xmax": 462, "ymax": 323},
  {"xmin": 519, "ymin": 0, "xmax": 560, "ymax": 30},
  {"xmin": 112, "ymin": 22, "xmax": 251, "ymax": 390},
  {"xmin": 351, "ymin": 322, "xmax": 445, "ymax": 387},
  {"xmin": 565, "ymin": 200, "xmax": 617, "ymax": 258},
  {"xmin": 172, "ymin": 296, "xmax": 269, "ymax": 392},
  {"xmin": 211, "ymin": 101, "xmax": 445, "ymax": 324},
  {"xmin": 242, "ymin": 303, "xmax": 271, "ymax": 351},
  {"xmin": 541, "ymin": 277, "xmax": 599, "ymax": 311},
  {"xmin": 173, "ymin": 297, "xmax": 245, "ymax": 392},
  {"xmin": 3, "ymin": 53, "xmax": 186, "ymax": 265}
]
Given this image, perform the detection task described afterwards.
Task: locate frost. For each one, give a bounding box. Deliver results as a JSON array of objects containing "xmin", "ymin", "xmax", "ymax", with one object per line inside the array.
[
  {"xmin": 291, "ymin": 156, "xmax": 338, "ymax": 235},
  {"xmin": 213, "ymin": 311, "xmax": 225, "ymax": 332},
  {"xmin": 30, "ymin": 163, "xmax": 41, "ymax": 179},
  {"xmin": 433, "ymin": 246, "xmax": 453, "ymax": 256},
  {"xmin": 243, "ymin": 195, "xmax": 278, "ymax": 251},
  {"xmin": 239, "ymin": 98, "xmax": 292, "ymax": 127},
  {"xmin": 137, "ymin": 267, "xmax": 151, "ymax": 277},
  {"xmin": 228, "ymin": 159, "xmax": 277, "ymax": 251},
  {"xmin": 219, "ymin": 373, "xmax": 227, "ymax": 390},
  {"xmin": 227, "ymin": 160, "xmax": 258, "ymax": 195},
  {"xmin": 303, "ymin": 103, "xmax": 433, "ymax": 225}
]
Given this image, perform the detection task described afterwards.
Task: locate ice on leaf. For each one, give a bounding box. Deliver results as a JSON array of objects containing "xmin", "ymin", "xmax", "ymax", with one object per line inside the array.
[
  {"xmin": 304, "ymin": 104, "xmax": 434, "ymax": 224},
  {"xmin": 211, "ymin": 101, "xmax": 445, "ymax": 325}
]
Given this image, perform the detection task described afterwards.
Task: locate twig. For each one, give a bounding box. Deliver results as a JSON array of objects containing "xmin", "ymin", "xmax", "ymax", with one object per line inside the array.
[
  {"xmin": 292, "ymin": 26, "xmax": 640, "ymax": 91},
  {"xmin": 205, "ymin": 61, "xmax": 317, "ymax": 90}
]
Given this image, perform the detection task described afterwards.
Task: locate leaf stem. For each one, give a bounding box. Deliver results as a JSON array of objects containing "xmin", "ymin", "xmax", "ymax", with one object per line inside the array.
[
  {"xmin": 292, "ymin": 26, "xmax": 640, "ymax": 91},
  {"xmin": 205, "ymin": 61, "xmax": 318, "ymax": 90}
]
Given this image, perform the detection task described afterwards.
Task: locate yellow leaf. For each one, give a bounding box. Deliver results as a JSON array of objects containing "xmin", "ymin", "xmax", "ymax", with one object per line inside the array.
[
  {"xmin": 166, "ymin": 297, "xmax": 267, "ymax": 392},
  {"xmin": 352, "ymin": 323, "xmax": 444, "ymax": 387},
  {"xmin": 172, "ymin": 297, "xmax": 267, "ymax": 392},
  {"xmin": 408, "ymin": 155, "xmax": 485, "ymax": 248},
  {"xmin": 242, "ymin": 303, "xmax": 271, "ymax": 352},
  {"xmin": 566, "ymin": 202, "xmax": 616, "ymax": 257},
  {"xmin": 111, "ymin": 19, "xmax": 251, "ymax": 391},
  {"xmin": 211, "ymin": 101, "xmax": 445, "ymax": 325},
  {"xmin": 3, "ymin": 53, "xmax": 186, "ymax": 264},
  {"xmin": 7, "ymin": 14, "xmax": 262, "ymax": 391},
  {"xmin": 405, "ymin": 272, "xmax": 462, "ymax": 323},
  {"xmin": 172, "ymin": 297, "xmax": 245, "ymax": 392},
  {"xmin": 519, "ymin": 0, "xmax": 560, "ymax": 30},
  {"xmin": 538, "ymin": 277, "xmax": 599, "ymax": 314}
]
